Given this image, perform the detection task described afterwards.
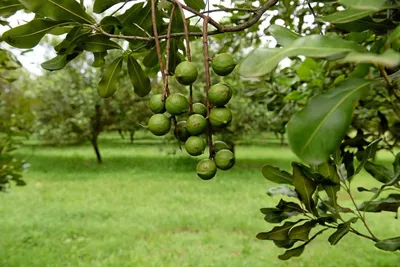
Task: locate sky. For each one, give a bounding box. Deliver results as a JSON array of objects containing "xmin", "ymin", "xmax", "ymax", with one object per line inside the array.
[{"xmin": 0, "ymin": 0, "xmax": 285, "ymax": 75}]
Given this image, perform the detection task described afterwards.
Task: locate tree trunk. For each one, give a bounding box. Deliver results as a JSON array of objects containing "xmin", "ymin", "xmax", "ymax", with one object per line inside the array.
[
  {"xmin": 280, "ymin": 134, "xmax": 285, "ymax": 147},
  {"xmin": 91, "ymin": 135, "xmax": 102, "ymax": 164},
  {"xmin": 130, "ymin": 131, "xmax": 134, "ymax": 144},
  {"xmin": 118, "ymin": 128, "xmax": 124, "ymax": 139}
]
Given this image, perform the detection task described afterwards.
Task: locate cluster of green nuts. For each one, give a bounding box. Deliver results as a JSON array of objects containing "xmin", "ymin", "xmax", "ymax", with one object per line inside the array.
[{"xmin": 146, "ymin": 53, "xmax": 236, "ymax": 180}]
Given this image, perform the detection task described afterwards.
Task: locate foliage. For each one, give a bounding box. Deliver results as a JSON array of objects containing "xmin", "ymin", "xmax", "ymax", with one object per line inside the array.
[
  {"xmin": 2, "ymin": 0, "xmax": 400, "ymax": 259},
  {"xmin": 0, "ymin": 48, "xmax": 29, "ymax": 192},
  {"xmin": 238, "ymin": 0, "xmax": 400, "ymax": 259}
]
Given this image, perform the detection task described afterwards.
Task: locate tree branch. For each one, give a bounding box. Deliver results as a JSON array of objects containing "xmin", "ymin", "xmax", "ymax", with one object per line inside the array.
[{"xmin": 89, "ymin": 0, "xmax": 278, "ymax": 41}]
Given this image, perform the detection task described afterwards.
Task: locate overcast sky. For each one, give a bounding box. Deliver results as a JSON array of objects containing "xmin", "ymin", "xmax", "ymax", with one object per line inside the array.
[{"xmin": 0, "ymin": 0, "xmax": 283, "ymax": 75}]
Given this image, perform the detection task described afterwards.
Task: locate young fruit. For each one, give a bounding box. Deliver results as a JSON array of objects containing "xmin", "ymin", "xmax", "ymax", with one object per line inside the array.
[
  {"xmin": 165, "ymin": 93, "xmax": 189, "ymax": 116},
  {"xmin": 209, "ymin": 107, "xmax": 232, "ymax": 128},
  {"xmin": 147, "ymin": 114, "xmax": 171, "ymax": 136},
  {"xmin": 214, "ymin": 149, "xmax": 235, "ymax": 170},
  {"xmin": 174, "ymin": 61, "xmax": 198, "ymax": 85},
  {"xmin": 185, "ymin": 136, "xmax": 206, "ymax": 156},
  {"xmin": 213, "ymin": 141, "xmax": 230, "ymax": 153},
  {"xmin": 148, "ymin": 94, "xmax": 165, "ymax": 114},
  {"xmin": 192, "ymin": 102, "xmax": 207, "ymax": 117},
  {"xmin": 174, "ymin": 121, "xmax": 190, "ymax": 142},
  {"xmin": 208, "ymin": 83, "xmax": 232, "ymax": 107},
  {"xmin": 196, "ymin": 159, "xmax": 217, "ymax": 180},
  {"xmin": 211, "ymin": 53, "xmax": 236, "ymax": 76},
  {"xmin": 186, "ymin": 114, "xmax": 207, "ymax": 136}
]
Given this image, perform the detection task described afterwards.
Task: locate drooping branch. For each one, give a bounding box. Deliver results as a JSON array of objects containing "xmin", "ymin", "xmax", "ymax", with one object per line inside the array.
[
  {"xmin": 203, "ymin": 16, "xmax": 214, "ymax": 159},
  {"xmin": 151, "ymin": 0, "xmax": 167, "ymax": 89},
  {"xmin": 89, "ymin": 0, "xmax": 278, "ymax": 41}
]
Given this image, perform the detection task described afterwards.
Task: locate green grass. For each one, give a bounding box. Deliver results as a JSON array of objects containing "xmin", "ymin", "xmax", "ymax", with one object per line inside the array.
[{"xmin": 1, "ymin": 135, "xmax": 399, "ymax": 267}]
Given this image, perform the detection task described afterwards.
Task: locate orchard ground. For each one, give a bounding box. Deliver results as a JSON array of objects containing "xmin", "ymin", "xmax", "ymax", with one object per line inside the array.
[{"xmin": 1, "ymin": 132, "xmax": 399, "ymax": 267}]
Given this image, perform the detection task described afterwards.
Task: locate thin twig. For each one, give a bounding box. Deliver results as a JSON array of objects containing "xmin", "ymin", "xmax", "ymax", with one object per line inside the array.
[
  {"xmin": 306, "ymin": 0, "xmax": 323, "ymax": 35},
  {"xmin": 380, "ymin": 66, "xmax": 400, "ymax": 101},
  {"xmin": 187, "ymin": 7, "xmax": 257, "ymax": 20},
  {"xmin": 151, "ymin": 0, "xmax": 167, "ymax": 95},
  {"xmin": 174, "ymin": 0, "xmax": 192, "ymax": 61},
  {"xmin": 110, "ymin": 0, "xmax": 130, "ymax": 17},
  {"xmin": 203, "ymin": 16, "xmax": 213, "ymax": 159},
  {"xmin": 89, "ymin": 0, "xmax": 276, "ymax": 42},
  {"xmin": 163, "ymin": 4, "xmax": 176, "ymax": 99}
]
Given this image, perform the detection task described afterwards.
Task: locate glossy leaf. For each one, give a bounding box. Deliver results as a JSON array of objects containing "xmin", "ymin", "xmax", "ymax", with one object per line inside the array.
[
  {"xmin": 257, "ymin": 220, "xmax": 303, "ymax": 241},
  {"xmin": 267, "ymin": 186, "xmax": 298, "ymax": 198},
  {"xmin": 117, "ymin": 2, "xmax": 143, "ymax": 25},
  {"xmin": 238, "ymin": 35, "xmax": 364, "ymax": 77},
  {"xmin": 260, "ymin": 208, "xmax": 290, "ymax": 224},
  {"xmin": 328, "ymin": 218, "xmax": 358, "ymax": 245},
  {"xmin": 93, "ymin": 0, "xmax": 125, "ymax": 13},
  {"xmin": 364, "ymin": 161, "xmax": 394, "ymax": 184},
  {"xmin": 97, "ymin": 56, "xmax": 124, "ymax": 98},
  {"xmin": 292, "ymin": 163, "xmax": 317, "ymax": 215},
  {"xmin": 393, "ymin": 153, "xmax": 400, "ymax": 173},
  {"xmin": 183, "ymin": 0, "xmax": 205, "ymax": 11},
  {"xmin": 319, "ymin": 9, "xmax": 375, "ymax": 24},
  {"xmin": 266, "ymin": 25, "xmax": 300, "ymax": 47},
  {"xmin": 278, "ymin": 229, "xmax": 326, "ymax": 260},
  {"xmin": 2, "ymin": 19, "xmax": 71, "ymax": 49},
  {"xmin": 127, "ymin": 55, "xmax": 151, "ymax": 97},
  {"xmin": 341, "ymin": 49, "xmax": 400, "ymax": 68},
  {"xmin": 41, "ymin": 54, "xmax": 67, "ymax": 71},
  {"xmin": 19, "ymin": 0, "xmax": 95, "ymax": 24},
  {"xmin": 0, "ymin": 0, "xmax": 24, "ymax": 18},
  {"xmin": 276, "ymin": 199, "xmax": 304, "ymax": 214},
  {"xmin": 338, "ymin": 0, "xmax": 387, "ymax": 11},
  {"xmin": 81, "ymin": 35, "xmax": 122, "ymax": 52},
  {"xmin": 359, "ymin": 194, "xmax": 400, "ymax": 213},
  {"xmin": 262, "ymin": 165, "xmax": 293, "ymax": 185},
  {"xmin": 92, "ymin": 52, "xmax": 107, "ymax": 68},
  {"xmin": 289, "ymin": 220, "xmax": 318, "ymax": 241},
  {"xmin": 353, "ymin": 138, "xmax": 381, "ymax": 176},
  {"xmin": 287, "ymin": 79, "xmax": 370, "ymax": 165},
  {"xmin": 375, "ymin": 237, "xmax": 400, "ymax": 251},
  {"xmin": 273, "ymin": 239, "xmax": 298, "ymax": 249}
]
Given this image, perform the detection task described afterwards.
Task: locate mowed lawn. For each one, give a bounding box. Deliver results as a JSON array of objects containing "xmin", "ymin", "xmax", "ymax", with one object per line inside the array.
[{"xmin": 1, "ymin": 135, "xmax": 399, "ymax": 267}]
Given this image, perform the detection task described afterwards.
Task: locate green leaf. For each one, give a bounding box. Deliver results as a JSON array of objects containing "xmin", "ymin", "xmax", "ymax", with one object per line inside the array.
[
  {"xmin": 117, "ymin": 2, "xmax": 143, "ymax": 25},
  {"xmin": 292, "ymin": 163, "xmax": 317, "ymax": 215},
  {"xmin": 276, "ymin": 199, "xmax": 304, "ymax": 214},
  {"xmin": 289, "ymin": 220, "xmax": 318, "ymax": 241},
  {"xmin": 265, "ymin": 25, "xmax": 300, "ymax": 47},
  {"xmin": 287, "ymin": 79, "xmax": 370, "ymax": 165},
  {"xmin": 238, "ymin": 35, "xmax": 364, "ymax": 77},
  {"xmin": 92, "ymin": 52, "xmax": 107, "ymax": 68},
  {"xmin": 273, "ymin": 239, "xmax": 298, "ymax": 249},
  {"xmin": 375, "ymin": 237, "xmax": 400, "ymax": 252},
  {"xmin": 364, "ymin": 161, "xmax": 394, "ymax": 184},
  {"xmin": 183, "ymin": 0, "xmax": 205, "ymax": 11},
  {"xmin": 127, "ymin": 55, "xmax": 151, "ymax": 97},
  {"xmin": 338, "ymin": 0, "xmax": 387, "ymax": 11},
  {"xmin": 341, "ymin": 49, "xmax": 400, "ymax": 68},
  {"xmin": 278, "ymin": 245, "xmax": 305, "ymax": 260},
  {"xmin": 359, "ymin": 194, "xmax": 400, "ymax": 213},
  {"xmin": 257, "ymin": 220, "xmax": 303, "ymax": 241},
  {"xmin": 278, "ymin": 229, "xmax": 326, "ymax": 260},
  {"xmin": 260, "ymin": 208, "xmax": 290, "ymax": 224},
  {"xmin": 98, "ymin": 56, "xmax": 124, "ymax": 98},
  {"xmin": 317, "ymin": 162, "xmax": 340, "ymax": 184},
  {"xmin": 393, "ymin": 153, "xmax": 400, "ymax": 173},
  {"xmin": 2, "ymin": 19, "xmax": 71, "ymax": 49},
  {"xmin": 41, "ymin": 54, "xmax": 67, "ymax": 71},
  {"xmin": 54, "ymin": 26, "xmax": 91, "ymax": 55},
  {"xmin": 353, "ymin": 138, "xmax": 381, "ymax": 176},
  {"xmin": 328, "ymin": 218, "xmax": 358, "ymax": 245},
  {"xmin": 81, "ymin": 35, "xmax": 122, "ymax": 52},
  {"xmin": 267, "ymin": 185, "xmax": 298, "ymax": 198},
  {"xmin": 19, "ymin": 0, "xmax": 95, "ymax": 24},
  {"xmin": 319, "ymin": 9, "xmax": 376, "ymax": 24},
  {"xmin": 0, "ymin": 0, "xmax": 24, "ymax": 18},
  {"xmin": 323, "ymin": 184, "xmax": 340, "ymax": 211},
  {"xmin": 387, "ymin": 25, "xmax": 400, "ymax": 47},
  {"xmin": 262, "ymin": 165, "xmax": 293, "ymax": 185},
  {"xmin": 93, "ymin": 0, "xmax": 125, "ymax": 13}
]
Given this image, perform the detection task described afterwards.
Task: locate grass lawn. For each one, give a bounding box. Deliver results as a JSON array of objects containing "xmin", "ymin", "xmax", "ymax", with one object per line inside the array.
[{"xmin": 1, "ymin": 134, "xmax": 399, "ymax": 267}]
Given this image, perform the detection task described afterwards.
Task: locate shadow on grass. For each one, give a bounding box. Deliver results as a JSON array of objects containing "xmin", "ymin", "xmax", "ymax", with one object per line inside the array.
[{"xmin": 25, "ymin": 153, "xmax": 199, "ymax": 178}]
